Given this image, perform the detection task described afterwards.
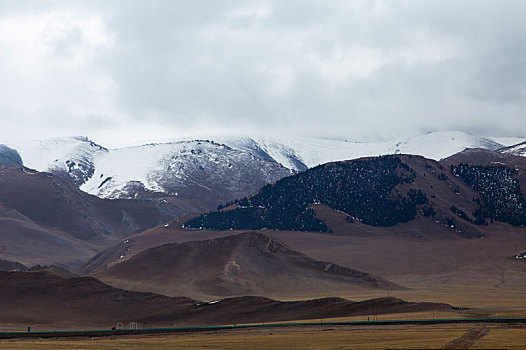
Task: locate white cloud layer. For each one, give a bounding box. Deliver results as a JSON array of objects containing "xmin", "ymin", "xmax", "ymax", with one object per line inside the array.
[{"xmin": 0, "ymin": 0, "xmax": 524, "ymax": 147}]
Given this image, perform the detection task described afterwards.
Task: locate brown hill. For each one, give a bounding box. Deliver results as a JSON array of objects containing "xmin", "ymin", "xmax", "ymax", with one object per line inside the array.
[
  {"xmin": 27, "ymin": 265, "xmax": 77, "ymax": 278},
  {"xmin": 179, "ymin": 296, "xmax": 453, "ymax": 326},
  {"xmin": 78, "ymin": 215, "xmax": 208, "ymax": 274},
  {"xmin": 0, "ymin": 270, "xmax": 194, "ymax": 329},
  {"xmin": 442, "ymin": 147, "xmax": 522, "ymax": 165},
  {"xmin": 0, "ymin": 166, "xmax": 175, "ymax": 269},
  {"xmin": 79, "ymin": 208, "xmax": 526, "ymax": 309},
  {"xmin": 93, "ymin": 232, "xmax": 401, "ymax": 300},
  {"xmin": 0, "ymin": 271, "xmax": 452, "ymax": 329}
]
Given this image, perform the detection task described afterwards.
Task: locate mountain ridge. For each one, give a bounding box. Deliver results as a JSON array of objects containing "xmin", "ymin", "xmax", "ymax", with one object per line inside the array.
[{"xmin": 6, "ymin": 131, "xmax": 523, "ymax": 203}]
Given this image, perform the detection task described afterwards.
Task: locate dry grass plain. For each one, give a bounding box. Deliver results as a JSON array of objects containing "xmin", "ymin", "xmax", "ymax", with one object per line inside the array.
[
  {"xmin": 6, "ymin": 212, "xmax": 526, "ymax": 348},
  {"xmin": 1, "ymin": 324, "xmax": 525, "ymax": 350}
]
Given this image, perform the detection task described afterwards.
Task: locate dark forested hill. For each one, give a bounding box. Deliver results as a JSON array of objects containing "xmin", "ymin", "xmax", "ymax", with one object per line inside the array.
[
  {"xmin": 185, "ymin": 153, "xmax": 526, "ymax": 233},
  {"xmin": 185, "ymin": 155, "xmax": 430, "ymax": 232},
  {"xmin": 451, "ymin": 163, "xmax": 526, "ymax": 226}
]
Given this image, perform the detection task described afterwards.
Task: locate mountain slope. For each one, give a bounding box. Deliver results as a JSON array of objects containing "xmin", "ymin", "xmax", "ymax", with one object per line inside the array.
[
  {"xmin": 9, "ymin": 138, "xmax": 292, "ymax": 214},
  {"xmin": 0, "ymin": 270, "xmax": 195, "ymax": 328},
  {"xmin": 80, "ymin": 140, "xmax": 292, "ymax": 201},
  {"xmin": 498, "ymin": 141, "xmax": 526, "ymax": 157},
  {"xmin": 184, "ymin": 155, "xmax": 453, "ymax": 231},
  {"xmin": 94, "ymin": 232, "xmax": 400, "ymax": 300},
  {"xmin": 0, "ymin": 166, "xmax": 176, "ymax": 268},
  {"xmin": 0, "ymin": 270, "xmax": 451, "ymax": 328},
  {"xmin": 10, "ymin": 136, "xmax": 108, "ymax": 186},
  {"xmin": 0, "ymin": 145, "xmax": 22, "ymax": 167},
  {"xmin": 442, "ymin": 147, "xmax": 526, "ymax": 200},
  {"xmin": 186, "ymin": 152, "xmax": 526, "ymax": 235},
  {"xmin": 187, "ymin": 155, "xmax": 423, "ymax": 231},
  {"xmin": 442, "ymin": 149, "xmax": 526, "ymax": 226}
]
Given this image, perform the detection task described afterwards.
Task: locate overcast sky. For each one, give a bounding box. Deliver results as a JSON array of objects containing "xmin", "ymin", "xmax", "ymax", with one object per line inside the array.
[{"xmin": 0, "ymin": 1, "xmax": 524, "ymax": 147}]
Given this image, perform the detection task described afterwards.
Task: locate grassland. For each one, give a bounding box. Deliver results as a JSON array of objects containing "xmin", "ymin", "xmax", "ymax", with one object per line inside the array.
[
  {"xmin": 473, "ymin": 327, "xmax": 526, "ymax": 349},
  {"xmin": 1, "ymin": 323, "xmax": 525, "ymax": 350}
]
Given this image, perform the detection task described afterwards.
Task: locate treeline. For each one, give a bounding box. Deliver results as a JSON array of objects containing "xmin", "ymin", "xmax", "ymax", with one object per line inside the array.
[
  {"xmin": 186, "ymin": 156, "xmax": 430, "ymax": 231},
  {"xmin": 451, "ymin": 163, "xmax": 526, "ymax": 226}
]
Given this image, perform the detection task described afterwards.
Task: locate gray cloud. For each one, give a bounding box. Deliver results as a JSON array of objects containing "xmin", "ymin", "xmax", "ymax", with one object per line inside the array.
[{"xmin": 0, "ymin": 0, "xmax": 524, "ymax": 147}]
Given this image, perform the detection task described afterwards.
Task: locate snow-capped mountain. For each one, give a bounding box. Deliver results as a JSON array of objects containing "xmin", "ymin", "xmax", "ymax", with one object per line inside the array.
[
  {"xmin": 215, "ymin": 131, "xmax": 507, "ymax": 171},
  {"xmin": 10, "ymin": 136, "xmax": 107, "ymax": 186},
  {"xmin": 80, "ymin": 140, "xmax": 292, "ymax": 201},
  {"xmin": 5, "ymin": 131, "xmax": 523, "ymax": 202},
  {"xmin": 214, "ymin": 136, "xmax": 309, "ymax": 171},
  {"xmin": 498, "ymin": 141, "xmax": 526, "ymax": 157},
  {"xmin": 8, "ymin": 137, "xmax": 292, "ymax": 203}
]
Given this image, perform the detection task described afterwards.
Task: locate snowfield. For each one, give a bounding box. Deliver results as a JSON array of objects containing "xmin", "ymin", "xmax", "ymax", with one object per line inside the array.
[
  {"xmin": 215, "ymin": 131, "xmax": 509, "ymax": 171},
  {"xmin": 9, "ymin": 136, "xmax": 107, "ymax": 185},
  {"xmin": 80, "ymin": 140, "xmax": 291, "ymax": 199}
]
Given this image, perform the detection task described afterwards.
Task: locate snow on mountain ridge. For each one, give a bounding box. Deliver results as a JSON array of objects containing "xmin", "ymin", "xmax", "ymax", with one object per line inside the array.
[
  {"xmin": 4, "ymin": 131, "xmax": 519, "ymax": 202},
  {"xmin": 7, "ymin": 137, "xmax": 294, "ymax": 202},
  {"xmin": 213, "ymin": 131, "xmax": 505, "ymax": 171},
  {"xmin": 385, "ymin": 131, "xmax": 503, "ymax": 161},
  {"xmin": 490, "ymin": 137, "xmax": 526, "ymax": 146},
  {"xmin": 80, "ymin": 140, "xmax": 292, "ymax": 200},
  {"xmin": 498, "ymin": 141, "xmax": 526, "ymax": 157},
  {"xmin": 9, "ymin": 136, "xmax": 107, "ymax": 186},
  {"xmin": 215, "ymin": 136, "xmax": 308, "ymax": 171}
]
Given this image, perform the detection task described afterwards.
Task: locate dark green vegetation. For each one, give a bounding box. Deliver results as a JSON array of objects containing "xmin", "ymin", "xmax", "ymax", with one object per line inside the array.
[
  {"xmin": 186, "ymin": 156, "xmax": 429, "ymax": 231},
  {"xmin": 451, "ymin": 164, "xmax": 526, "ymax": 226},
  {"xmin": 187, "ymin": 154, "xmax": 526, "ymax": 232}
]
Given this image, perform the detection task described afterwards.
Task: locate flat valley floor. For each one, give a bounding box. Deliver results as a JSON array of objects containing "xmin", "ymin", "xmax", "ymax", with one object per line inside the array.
[
  {"xmin": 3, "ymin": 218, "xmax": 526, "ymax": 348},
  {"xmin": 2, "ymin": 323, "xmax": 526, "ymax": 349}
]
